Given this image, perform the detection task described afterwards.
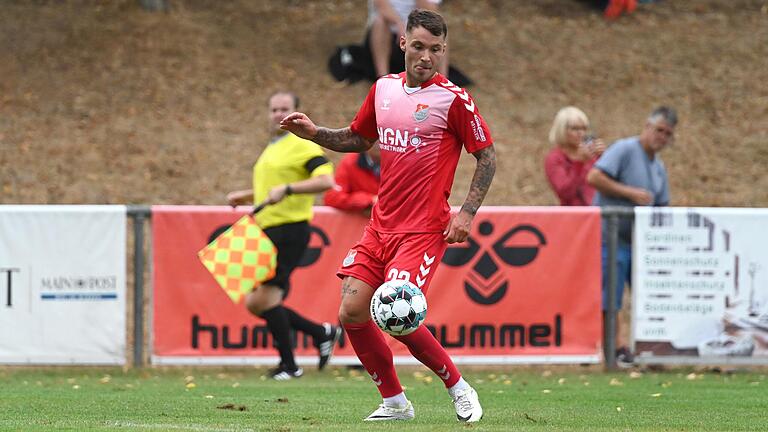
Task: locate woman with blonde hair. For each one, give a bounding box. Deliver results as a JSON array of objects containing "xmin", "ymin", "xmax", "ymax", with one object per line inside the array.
[{"xmin": 544, "ymin": 106, "xmax": 606, "ymax": 206}]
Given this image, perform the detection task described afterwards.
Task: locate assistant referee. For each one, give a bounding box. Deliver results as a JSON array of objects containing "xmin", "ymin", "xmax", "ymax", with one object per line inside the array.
[{"xmin": 227, "ymin": 91, "xmax": 341, "ymax": 380}]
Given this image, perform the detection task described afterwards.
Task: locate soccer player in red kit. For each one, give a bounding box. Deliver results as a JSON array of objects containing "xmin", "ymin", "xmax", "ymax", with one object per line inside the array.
[{"xmin": 280, "ymin": 9, "xmax": 495, "ymax": 423}]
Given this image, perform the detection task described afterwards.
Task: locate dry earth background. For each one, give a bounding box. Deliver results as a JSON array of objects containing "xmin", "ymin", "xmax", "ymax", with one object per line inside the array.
[{"xmin": 2, "ymin": 0, "xmax": 768, "ymax": 207}]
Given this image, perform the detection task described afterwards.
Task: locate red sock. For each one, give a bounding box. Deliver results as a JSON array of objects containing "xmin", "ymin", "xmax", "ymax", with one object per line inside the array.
[
  {"xmin": 394, "ymin": 325, "xmax": 460, "ymax": 388},
  {"xmin": 343, "ymin": 320, "xmax": 403, "ymax": 397}
]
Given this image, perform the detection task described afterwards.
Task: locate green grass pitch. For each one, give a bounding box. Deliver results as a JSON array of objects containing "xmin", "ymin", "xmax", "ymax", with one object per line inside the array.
[{"xmin": 1, "ymin": 366, "xmax": 766, "ymax": 431}]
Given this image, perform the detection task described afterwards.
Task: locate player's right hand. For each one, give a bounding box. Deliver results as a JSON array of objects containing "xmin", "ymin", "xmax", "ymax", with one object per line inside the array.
[{"xmin": 279, "ymin": 112, "xmax": 318, "ymax": 140}]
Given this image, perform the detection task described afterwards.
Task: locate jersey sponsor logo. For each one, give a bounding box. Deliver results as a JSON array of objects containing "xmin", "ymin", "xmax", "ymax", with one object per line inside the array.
[
  {"xmin": 381, "ymin": 98, "xmax": 391, "ymax": 111},
  {"xmin": 342, "ymin": 250, "xmax": 357, "ymax": 267},
  {"xmin": 377, "ymin": 127, "xmax": 423, "ymax": 153},
  {"xmin": 438, "ymin": 81, "xmax": 475, "ymax": 113},
  {"xmin": 413, "ymin": 103, "xmax": 430, "ymax": 122}
]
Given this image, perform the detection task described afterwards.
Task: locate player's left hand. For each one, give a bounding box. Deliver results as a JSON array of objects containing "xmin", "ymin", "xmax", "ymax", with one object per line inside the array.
[{"xmin": 443, "ymin": 210, "xmax": 473, "ymax": 244}]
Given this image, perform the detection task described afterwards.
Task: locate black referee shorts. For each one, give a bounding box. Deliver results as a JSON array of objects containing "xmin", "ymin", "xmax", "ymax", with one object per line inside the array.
[{"xmin": 261, "ymin": 221, "xmax": 310, "ymax": 296}]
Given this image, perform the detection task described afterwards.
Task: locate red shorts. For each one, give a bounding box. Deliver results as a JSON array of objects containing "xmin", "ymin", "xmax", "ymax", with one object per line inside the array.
[{"xmin": 337, "ymin": 226, "xmax": 447, "ymax": 294}]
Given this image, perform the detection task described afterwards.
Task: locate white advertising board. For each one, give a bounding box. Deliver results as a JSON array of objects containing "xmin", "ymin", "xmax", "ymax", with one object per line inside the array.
[
  {"xmin": 0, "ymin": 206, "xmax": 127, "ymax": 364},
  {"xmin": 633, "ymin": 207, "xmax": 768, "ymax": 364}
]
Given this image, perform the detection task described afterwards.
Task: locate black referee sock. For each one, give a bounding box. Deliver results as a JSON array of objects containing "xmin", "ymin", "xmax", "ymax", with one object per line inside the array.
[
  {"xmin": 284, "ymin": 306, "xmax": 327, "ymax": 342},
  {"xmin": 261, "ymin": 305, "xmax": 298, "ymax": 371}
]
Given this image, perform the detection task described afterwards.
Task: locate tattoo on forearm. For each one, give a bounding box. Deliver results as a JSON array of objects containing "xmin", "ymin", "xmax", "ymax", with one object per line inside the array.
[
  {"xmin": 314, "ymin": 127, "xmax": 373, "ymax": 153},
  {"xmin": 461, "ymin": 146, "xmax": 496, "ymax": 215}
]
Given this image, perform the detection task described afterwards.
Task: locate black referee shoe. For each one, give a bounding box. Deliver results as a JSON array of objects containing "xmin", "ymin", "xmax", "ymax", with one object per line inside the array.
[{"xmin": 317, "ymin": 323, "xmax": 342, "ymax": 370}]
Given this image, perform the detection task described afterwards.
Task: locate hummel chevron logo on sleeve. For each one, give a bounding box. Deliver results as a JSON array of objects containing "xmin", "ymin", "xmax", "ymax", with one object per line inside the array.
[{"xmin": 439, "ymin": 82, "xmax": 476, "ymax": 112}]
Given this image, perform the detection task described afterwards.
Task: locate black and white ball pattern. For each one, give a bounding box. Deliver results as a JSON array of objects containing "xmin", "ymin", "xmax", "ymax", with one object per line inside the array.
[{"xmin": 370, "ymin": 280, "xmax": 427, "ymax": 336}]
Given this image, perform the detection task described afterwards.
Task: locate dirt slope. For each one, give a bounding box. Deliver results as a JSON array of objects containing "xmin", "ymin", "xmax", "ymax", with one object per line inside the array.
[{"xmin": 2, "ymin": 0, "xmax": 767, "ymax": 207}]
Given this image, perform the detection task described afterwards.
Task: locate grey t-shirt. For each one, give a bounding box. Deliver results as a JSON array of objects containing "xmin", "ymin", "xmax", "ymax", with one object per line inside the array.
[{"xmin": 593, "ymin": 136, "xmax": 669, "ymax": 244}]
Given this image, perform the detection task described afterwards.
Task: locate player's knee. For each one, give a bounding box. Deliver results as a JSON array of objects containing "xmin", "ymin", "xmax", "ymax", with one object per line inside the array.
[{"xmin": 338, "ymin": 302, "xmax": 369, "ymax": 325}]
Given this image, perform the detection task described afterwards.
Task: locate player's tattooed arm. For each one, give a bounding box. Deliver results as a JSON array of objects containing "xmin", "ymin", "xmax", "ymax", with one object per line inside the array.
[
  {"xmin": 314, "ymin": 127, "xmax": 376, "ymax": 153},
  {"xmin": 461, "ymin": 145, "xmax": 496, "ymax": 215}
]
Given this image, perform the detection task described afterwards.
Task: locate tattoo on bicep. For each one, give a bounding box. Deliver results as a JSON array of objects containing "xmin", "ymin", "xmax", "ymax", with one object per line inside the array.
[
  {"xmin": 341, "ymin": 280, "xmax": 359, "ymax": 298},
  {"xmin": 314, "ymin": 127, "xmax": 374, "ymax": 153},
  {"xmin": 461, "ymin": 146, "xmax": 497, "ymax": 215}
]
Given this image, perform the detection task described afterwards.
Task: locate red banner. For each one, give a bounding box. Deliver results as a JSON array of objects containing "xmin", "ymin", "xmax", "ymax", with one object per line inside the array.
[{"xmin": 152, "ymin": 206, "xmax": 602, "ymax": 364}]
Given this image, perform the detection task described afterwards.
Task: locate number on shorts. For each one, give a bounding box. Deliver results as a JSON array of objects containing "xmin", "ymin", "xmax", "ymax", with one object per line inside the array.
[{"xmin": 387, "ymin": 268, "xmax": 411, "ymax": 282}]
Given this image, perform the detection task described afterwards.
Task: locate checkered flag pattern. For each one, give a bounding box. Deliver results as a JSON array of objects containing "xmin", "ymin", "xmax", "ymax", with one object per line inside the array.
[{"xmin": 198, "ymin": 214, "xmax": 277, "ymax": 304}]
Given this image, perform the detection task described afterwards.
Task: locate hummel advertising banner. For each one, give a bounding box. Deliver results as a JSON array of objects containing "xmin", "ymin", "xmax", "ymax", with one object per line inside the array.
[
  {"xmin": 632, "ymin": 207, "xmax": 768, "ymax": 364},
  {"xmin": 0, "ymin": 206, "xmax": 127, "ymax": 364},
  {"xmin": 152, "ymin": 206, "xmax": 601, "ymax": 365}
]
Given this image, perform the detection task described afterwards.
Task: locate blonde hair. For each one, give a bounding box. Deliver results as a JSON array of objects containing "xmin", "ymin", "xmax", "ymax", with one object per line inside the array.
[{"xmin": 548, "ymin": 106, "xmax": 590, "ymax": 146}]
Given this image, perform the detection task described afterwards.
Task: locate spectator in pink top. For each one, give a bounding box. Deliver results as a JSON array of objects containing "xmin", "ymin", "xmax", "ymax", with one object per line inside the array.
[{"xmin": 544, "ymin": 106, "xmax": 606, "ymax": 206}]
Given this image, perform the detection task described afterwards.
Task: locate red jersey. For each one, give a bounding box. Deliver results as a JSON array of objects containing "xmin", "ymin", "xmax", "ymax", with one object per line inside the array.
[
  {"xmin": 324, "ymin": 153, "xmax": 380, "ymax": 212},
  {"xmin": 349, "ymin": 72, "xmax": 493, "ymax": 233}
]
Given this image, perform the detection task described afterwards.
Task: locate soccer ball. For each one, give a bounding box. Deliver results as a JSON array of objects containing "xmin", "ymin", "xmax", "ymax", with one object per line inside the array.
[{"xmin": 370, "ymin": 280, "xmax": 427, "ymax": 336}]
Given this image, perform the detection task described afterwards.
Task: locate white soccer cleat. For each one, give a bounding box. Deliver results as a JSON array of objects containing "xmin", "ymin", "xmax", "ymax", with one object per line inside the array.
[
  {"xmin": 363, "ymin": 401, "xmax": 415, "ymax": 421},
  {"xmin": 268, "ymin": 365, "xmax": 303, "ymax": 381},
  {"xmin": 453, "ymin": 387, "xmax": 483, "ymax": 422}
]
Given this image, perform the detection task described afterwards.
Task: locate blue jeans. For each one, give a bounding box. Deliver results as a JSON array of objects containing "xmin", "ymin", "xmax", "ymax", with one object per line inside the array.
[{"xmin": 601, "ymin": 243, "xmax": 631, "ymax": 311}]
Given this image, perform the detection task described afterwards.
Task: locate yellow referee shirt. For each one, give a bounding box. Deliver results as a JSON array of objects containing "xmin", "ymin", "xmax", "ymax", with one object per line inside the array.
[{"xmin": 253, "ymin": 132, "xmax": 333, "ymax": 229}]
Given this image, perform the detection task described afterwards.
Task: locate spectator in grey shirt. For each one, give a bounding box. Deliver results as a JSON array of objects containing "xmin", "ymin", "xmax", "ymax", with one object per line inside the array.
[{"xmin": 587, "ymin": 106, "xmax": 678, "ymax": 365}]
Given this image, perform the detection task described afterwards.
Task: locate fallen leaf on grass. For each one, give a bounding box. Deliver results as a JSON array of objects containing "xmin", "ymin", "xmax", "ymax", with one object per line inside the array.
[
  {"xmin": 650, "ymin": 393, "xmax": 662, "ymax": 397},
  {"xmin": 217, "ymin": 403, "xmax": 247, "ymax": 411}
]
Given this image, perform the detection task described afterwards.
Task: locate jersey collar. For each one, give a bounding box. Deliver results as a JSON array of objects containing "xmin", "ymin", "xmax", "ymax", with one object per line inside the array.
[{"xmin": 400, "ymin": 72, "xmax": 444, "ymax": 90}]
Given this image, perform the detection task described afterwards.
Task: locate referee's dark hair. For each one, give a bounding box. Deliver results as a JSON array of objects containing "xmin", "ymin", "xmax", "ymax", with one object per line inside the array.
[{"xmin": 269, "ymin": 90, "xmax": 299, "ymax": 110}]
